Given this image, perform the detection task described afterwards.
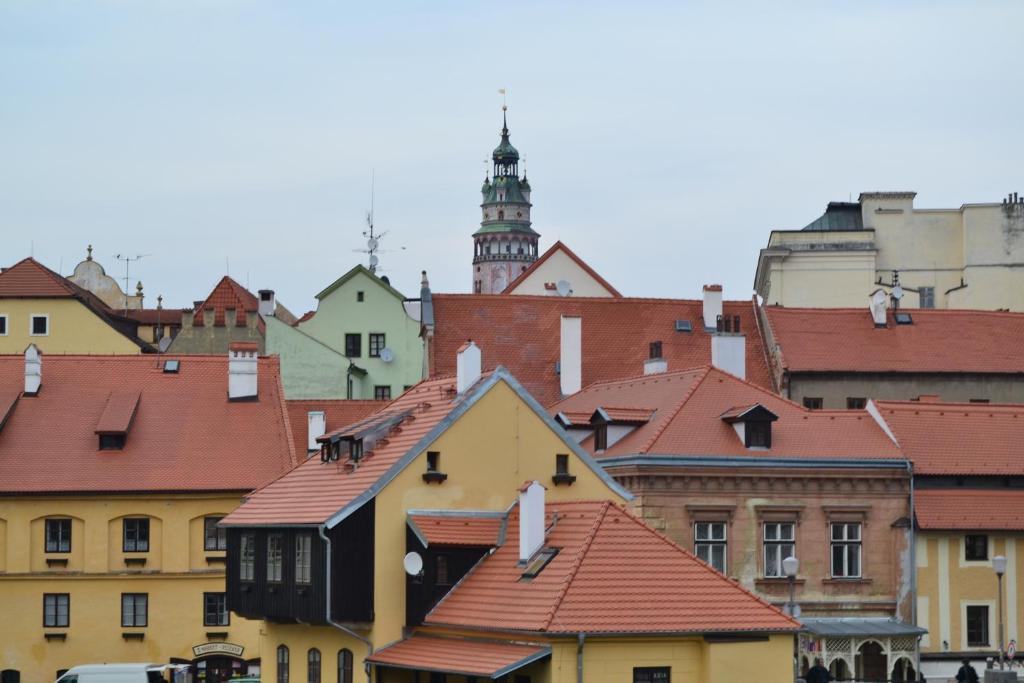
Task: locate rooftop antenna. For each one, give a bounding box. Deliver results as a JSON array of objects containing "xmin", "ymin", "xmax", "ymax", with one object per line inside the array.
[
  {"xmin": 354, "ymin": 170, "xmax": 406, "ymax": 275},
  {"xmin": 115, "ymin": 252, "xmax": 151, "ymax": 315}
]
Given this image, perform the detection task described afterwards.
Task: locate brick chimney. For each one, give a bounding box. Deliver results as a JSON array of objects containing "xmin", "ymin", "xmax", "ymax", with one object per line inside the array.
[{"xmin": 228, "ymin": 342, "xmax": 259, "ymax": 400}]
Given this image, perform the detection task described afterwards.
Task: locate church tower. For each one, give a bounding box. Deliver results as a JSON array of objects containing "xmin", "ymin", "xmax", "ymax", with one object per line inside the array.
[{"xmin": 472, "ymin": 107, "xmax": 539, "ymax": 294}]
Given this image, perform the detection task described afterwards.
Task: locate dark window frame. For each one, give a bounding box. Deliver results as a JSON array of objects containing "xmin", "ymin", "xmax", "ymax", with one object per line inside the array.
[
  {"xmin": 45, "ymin": 518, "xmax": 72, "ymax": 553},
  {"xmin": 267, "ymin": 533, "xmax": 284, "ymax": 583},
  {"xmin": 31, "ymin": 314, "xmax": 49, "ymax": 336},
  {"xmin": 204, "ymin": 516, "xmax": 227, "ymax": 551},
  {"xmin": 965, "ymin": 534, "xmax": 988, "ymax": 561},
  {"xmin": 846, "ymin": 397, "xmax": 867, "ymax": 410},
  {"xmin": 121, "ymin": 592, "xmax": 148, "ymax": 627},
  {"xmin": 633, "ymin": 667, "xmax": 671, "ymax": 683},
  {"xmin": 649, "ymin": 341, "xmax": 662, "ymax": 359},
  {"xmin": 0, "ymin": 315, "xmax": 7, "ymax": 335},
  {"xmin": 277, "ymin": 645, "xmax": 290, "ymax": 683},
  {"xmin": 295, "ymin": 534, "xmax": 312, "ymax": 585},
  {"xmin": 745, "ymin": 421, "xmax": 772, "ymax": 448},
  {"xmin": 803, "ymin": 397, "xmax": 824, "ymax": 410},
  {"xmin": 338, "ymin": 649, "xmax": 353, "ymax": 683},
  {"xmin": 43, "ymin": 593, "xmax": 70, "ymax": 627},
  {"xmin": 240, "ymin": 533, "xmax": 256, "ymax": 581},
  {"xmin": 594, "ymin": 424, "xmax": 608, "ymax": 451},
  {"xmin": 307, "ymin": 648, "xmax": 322, "ymax": 683},
  {"xmin": 436, "ymin": 554, "xmax": 450, "ymax": 586},
  {"xmin": 368, "ymin": 333, "xmax": 386, "ymax": 358},
  {"xmin": 356, "ymin": 291, "xmax": 364, "ymax": 302},
  {"xmin": 122, "ymin": 518, "xmax": 150, "ymax": 553},
  {"xmin": 203, "ymin": 592, "xmax": 229, "ymax": 627},
  {"xmin": 373, "ymin": 385, "xmax": 391, "ymax": 401},
  {"xmin": 344, "ymin": 333, "xmax": 361, "ymax": 358},
  {"xmin": 99, "ymin": 433, "xmax": 126, "ymax": 450},
  {"xmin": 966, "ymin": 604, "xmax": 990, "ymax": 647}
]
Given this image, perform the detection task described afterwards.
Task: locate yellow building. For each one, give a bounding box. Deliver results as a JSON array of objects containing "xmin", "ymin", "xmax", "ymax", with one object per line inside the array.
[
  {"xmin": 0, "ymin": 348, "xmax": 295, "ymax": 683},
  {"xmin": 755, "ymin": 191, "xmax": 1024, "ymax": 311},
  {"xmin": 222, "ymin": 343, "xmax": 799, "ymax": 683}
]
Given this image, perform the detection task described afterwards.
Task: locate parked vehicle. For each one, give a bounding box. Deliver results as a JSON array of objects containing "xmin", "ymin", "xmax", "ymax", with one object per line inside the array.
[{"xmin": 55, "ymin": 664, "xmax": 187, "ymax": 683}]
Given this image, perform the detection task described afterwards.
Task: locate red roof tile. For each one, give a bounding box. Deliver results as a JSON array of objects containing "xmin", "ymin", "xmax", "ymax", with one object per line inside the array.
[
  {"xmin": 875, "ymin": 400, "xmax": 1024, "ymax": 475},
  {"xmin": 598, "ymin": 407, "xmax": 655, "ymax": 423},
  {"xmin": 916, "ymin": 489, "xmax": 1024, "ymax": 530},
  {"xmin": 764, "ymin": 306, "xmax": 1024, "ymax": 374},
  {"xmin": 94, "ymin": 390, "xmax": 141, "ymax": 435},
  {"xmin": 0, "ymin": 355, "xmax": 295, "ymax": 493},
  {"xmin": 502, "ymin": 241, "xmax": 622, "ymax": 297},
  {"xmin": 426, "ymin": 500, "xmax": 799, "ymax": 634},
  {"xmin": 122, "ymin": 308, "xmax": 185, "ymax": 325},
  {"xmin": 193, "ymin": 276, "xmax": 260, "ymax": 327},
  {"xmin": 431, "ymin": 295, "xmax": 773, "ymax": 405},
  {"xmin": 550, "ymin": 367, "xmax": 902, "ymax": 460},
  {"xmin": 367, "ymin": 635, "xmax": 549, "ymax": 678},
  {"xmin": 0, "ymin": 258, "xmax": 78, "ymax": 297},
  {"xmin": 286, "ymin": 399, "xmax": 387, "ymax": 457},
  {"xmin": 408, "ymin": 512, "xmax": 505, "ymax": 547}
]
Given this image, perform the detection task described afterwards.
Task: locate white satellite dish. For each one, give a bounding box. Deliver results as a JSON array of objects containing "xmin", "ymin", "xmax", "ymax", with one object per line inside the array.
[
  {"xmin": 369, "ymin": 254, "xmax": 380, "ymax": 268},
  {"xmin": 158, "ymin": 336, "xmax": 173, "ymax": 353},
  {"xmin": 379, "ymin": 347, "xmax": 395, "ymax": 363},
  {"xmin": 555, "ymin": 279, "xmax": 572, "ymax": 297},
  {"xmin": 367, "ymin": 237, "xmax": 379, "ymax": 251},
  {"xmin": 403, "ymin": 551, "xmax": 423, "ymax": 576}
]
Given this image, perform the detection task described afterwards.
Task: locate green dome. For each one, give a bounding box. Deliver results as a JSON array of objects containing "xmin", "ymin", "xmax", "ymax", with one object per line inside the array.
[{"xmin": 492, "ymin": 135, "xmax": 519, "ymax": 161}]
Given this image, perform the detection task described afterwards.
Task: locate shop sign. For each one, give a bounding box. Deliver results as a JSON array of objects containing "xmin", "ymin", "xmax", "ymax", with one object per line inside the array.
[{"xmin": 192, "ymin": 642, "xmax": 245, "ymax": 657}]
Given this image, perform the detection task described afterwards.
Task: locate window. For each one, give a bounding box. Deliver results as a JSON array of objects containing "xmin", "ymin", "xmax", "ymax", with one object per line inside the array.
[
  {"xmin": 203, "ymin": 592, "xmax": 229, "ymax": 626},
  {"xmin": 830, "ymin": 523, "xmax": 862, "ymax": 578},
  {"xmin": 121, "ymin": 593, "xmax": 148, "ymax": 627},
  {"xmin": 295, "ymin": 535, "xmax": 312, "ymax": 585},
  {"xmin": 803, "ymin": 397, "xmax": 823, "ymax": 410},
  {"xmin": 350, "ymin": 439, "xmax": 364, "ymax": 462},
  {"xmin": 967, "ymin": 605, "xmax": 990, "ymax": 647},
  {"xmin": 30, "ymin": 314, "xmax": 48, "ymax": 336},
  {"xmin": 846, "ymin": 397, "xmax": 867, "ymax": 410},
  {"xmin": 356, "ymin": 291, "xmax": 364, "ymax": 302},
  {"xmin": 634, "ymin": 668, "xmax": 670, "ymax": 683},
  {"xmin": 277, "ymin": 645, "xmax": 290, "ymax": 683},
  {"xmin": 43, "ymin": 594, "xmax": 69, "ymax": 627},
  {"xmin": 965, "ymin": 534, "xmax": 988, "ymax": 561},
  {"xmin": 344, "ymin": 333, "xmax": 361, "ymax": 358},
  {"xmin": 436, "ymin": 554, "xmax": 450, "ymax": 586},
  {"xmin": 556, "ymin": 454, "xmax": 569, "ymax": 475},
  {"xmin": 426, "ymin": 451, "xmax": 440, "ymax": 473},
  {"xmin": 99, "ymin": 434, "xmax": 126, "ymax": 450},
  {"xmin": 368, "ymin": 333, "xmax": 386, "ymax": 358},
  {"xmin": 919, "ymin": 286, "xmax": 935, "ymax": 308},
  {"xmin": 374, "ymin": 385, "xmax": 391, "ymax": 401},
  {"xmin": 0, "ymin": 315, "xmax": 7, "ymax": 335},
  {"xmin": 240, "ymin": 533, "xmax": 255, "ymax": 581},
  {"xmin": 594, "ymin": 424, "xmax": 608, "ymax": 451},
  {"xmin": 970, "ymin": 398, "xmax": 991, "ymax": 404},
  {"xmin": 763, "ymin": 522, "xmax": 796, "ymax": 578},
  {"xmin": 45, "ymin": 518, "xmax": 72, "ymax": 553},
  {"xmin": 267, "ymin": 534, "xmax": 284, "ymax": 582},
  {"xmin": 649, "ymin": 341, "xmax": 662, "ymax": 359},
  {"xmin": 695, "ymin": 522, "xmax": 727, "ymax": 573},
  {"xmin": 521, "ymin": 548, "xmax": 559, "ymax": 579},
  {"xmin": 123, "ymin": 518, "xmax": 150, "ymax": 552},
  {"xmin": 338, "ymin": 649, "xmax": 353, "ymax": 683},
  {"xmin": 307, "ymin": 649, "xmax": 321, "ymax": 683},
  {"xmin": 204, "ymin": 517, "xmax": 227, "ymax": 551},
  {"xmin": 745, "ymin": 421, "xmax": 772, "ymax": 448}
]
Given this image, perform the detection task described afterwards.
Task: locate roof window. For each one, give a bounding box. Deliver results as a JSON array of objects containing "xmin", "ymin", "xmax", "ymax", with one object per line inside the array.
[
  {"xmin": 675, "ymin": 319, "xmax": 692, "ymax": 332},
  {"xmin": 894, "ymin": 312, "xmax": 913, "ymax": 325},
  {"xmin": 520, "ymin": 547, "xmax": 559, "ymax": 580},
  {"xmin": 162, "ymin": 359, "xmax": 180, "ymax": 373}
]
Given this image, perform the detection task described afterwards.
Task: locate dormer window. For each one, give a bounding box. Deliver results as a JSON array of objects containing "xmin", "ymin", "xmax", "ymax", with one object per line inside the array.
[
  {"xmin": 719, "ymin": 404, "xmax": 779, "ymax": 450},
  {"xmin": 594, "ymin": 424, "xmax": 608, "ymax": 451},
  {"xmin": 100, "ymin": 434, "xmax": 126, "ymax": 450},
  {"xmin": 649, "ymin": 341, "xmax": 663, "ymax": 359},
  {"xmin": 350, "ymin": 439, "xmax": 364, "ymax": 462},
  {"xmin": 746, "ymin": 422, "xmax": 771, "ymax": 448}
]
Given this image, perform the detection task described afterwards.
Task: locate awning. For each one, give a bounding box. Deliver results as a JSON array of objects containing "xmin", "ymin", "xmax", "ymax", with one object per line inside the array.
[
  {"xmin": 367, "ymin": 635, "xmax": 550, "ymax": 679},
  {"xmin": 800, "ymin": 617, "xmax": 927, "ymax": 637},
  {"xmin": 407, "ymin": 510, "xmax": 505, "ymax": 548}
]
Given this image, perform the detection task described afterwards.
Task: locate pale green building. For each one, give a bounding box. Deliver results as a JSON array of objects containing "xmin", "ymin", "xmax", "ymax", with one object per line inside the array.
[{"xmin": 265, "ymin": 265, "xmax": 425, "ymax": 399}]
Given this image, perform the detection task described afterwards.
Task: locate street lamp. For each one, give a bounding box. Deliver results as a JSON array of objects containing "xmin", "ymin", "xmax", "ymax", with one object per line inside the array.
[
  {"xmin": 994, "ymin": 555, "xmax": 1008, "ymax": 670},
  {"xmin": 783, "ymin": 555, "xmax": 801, "ymax": 618}
]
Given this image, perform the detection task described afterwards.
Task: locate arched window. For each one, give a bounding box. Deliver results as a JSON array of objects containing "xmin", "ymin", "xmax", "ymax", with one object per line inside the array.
[
  {"xmin": 1, "ymin": 671, "xmax": 22, "ymax": 683},
  {"xmin": 308, "ymin": 648, "xmax": 321, "ymax": 683},
  {"xmin": 277, "ymin": 645, "xmax": 290, "ymax": 683},
  {"xmin": 338, "ymin": 649, "xmax": 353, "ymax": 683}
]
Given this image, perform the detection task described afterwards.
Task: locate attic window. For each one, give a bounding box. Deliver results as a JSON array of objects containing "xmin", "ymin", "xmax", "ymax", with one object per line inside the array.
[
  {"xmin": 31, "ymin": 314, "xmax": 49, "ymax": 336},
  {"xmin": 162, "ymin": 360, "xmax": 180, "ymax": 373},
  {"xmin": 357, "ymin": 291, "xmax": 365, "ymax": 302},
  {"xmin": 675, "ymin": 320, "xmax": 692, "ymax": 332},
  {"xmin": 894, "ymin": 312, "xmax": 913, "ymax": 325},
  {"xmin": 594, "ymin": 424, "xmax": 608, "ymax": 451},
  {"xmin": 552, "ymin": 453, "xmax": 576, "ymax": 486},
  {"xmin": 423, "ymin": 450, "xmax": 447, "ymax": 484},
  {"xmin": 520, "ymin": 547, "xmax": 559, "ymax": 580},
  {"xmin": 100, "ymin": 434, "xmax": 126, "ymax": 450},
  {"xmin": 746, "ymin": 422, "xmax": 771, "ymax": 449},
  {"xmin": 649, "ymin": 341, "xmax": 663, "ymax": 360},
  {"xmin": 350, "ymin": 439, "xmax": 364, "ymax": 462}
]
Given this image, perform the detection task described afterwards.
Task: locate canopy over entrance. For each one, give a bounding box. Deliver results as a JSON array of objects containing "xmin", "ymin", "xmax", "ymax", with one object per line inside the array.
[
  {"xmin": 367, "ymin": 635, "xmax": 550, "ymax": 679},
  {"xmin": 798, "ymin": 618, "xmax": 926, "ymax": 683}
]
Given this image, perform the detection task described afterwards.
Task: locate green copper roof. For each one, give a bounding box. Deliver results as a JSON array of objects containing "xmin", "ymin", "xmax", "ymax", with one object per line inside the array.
[
  {"xmin": 483, "ymin": 177, "xmax": 529, "ymax": 205},
  {"xmin": 473, "ymin": 221, "xmax": 539, "ymax": 237},
  {"xmin": 492, "ymin": 110, "xmax": 520, "ymax": 161},
  {"xmin": 802, "ymin": 202, "xmax": 864, "ymax": 231}
]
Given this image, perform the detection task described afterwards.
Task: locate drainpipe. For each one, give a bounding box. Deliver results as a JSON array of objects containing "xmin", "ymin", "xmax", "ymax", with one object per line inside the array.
[
  {"xmin": 908, "ymin": 461, "xmax": 921, "ymax": 678},
  {"xmin": 319, "ymin": 525, "xmax": 373, "ymax": 683},
  {"xmin": 577, "ymin": 633, "xmax": 586, "ymax": 683}
]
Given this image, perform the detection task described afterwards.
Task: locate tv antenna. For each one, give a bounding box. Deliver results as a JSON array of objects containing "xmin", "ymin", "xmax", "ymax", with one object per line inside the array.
[
  {"xmin": 353, "ymin": 170, "xmax": 405, "ymax": 274},
  {"xmin": 115, "ymin": 252, "xmax": 151, "ymax": 314}
]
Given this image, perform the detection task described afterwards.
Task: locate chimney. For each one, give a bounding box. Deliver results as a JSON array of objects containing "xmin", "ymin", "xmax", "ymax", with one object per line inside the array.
[
  {"xmin": 703, "ymin": 285, "xmax": 723, "ymax": 329},
  {"xmin": 869, "ymin": 289, "xmax": 888, "ymax": 327},
  {"xmin": 711, "ymin": 333, "xmax": 746, "ymax": 379},
  {"xmin": 644, "ymin": 340, "xmax": 667, "ymax": 375},
  {"xmin": 518, "ymin": 480, "xmax": 546, "ymax": 564},
  {"xmin": 258, "ymin": 290, "xmax": 276, "ymax": 317},
  {"xmin": 307, "ymin": 410, "xmax": 326, "ymax": 453},
  {"xmin": 559, "ymin": 316, "xmax": 582, "ymax": 396},
  {"xmin": 228, "ymin": 342, "xmax": 259, "ymax": 400},
  {"xmin": 456, "ymin": 340, "xmax": 481, "ymax": 393},
  {"xmin": 24, "ymin": 344, "xmax": 41, "ymax": 395}
]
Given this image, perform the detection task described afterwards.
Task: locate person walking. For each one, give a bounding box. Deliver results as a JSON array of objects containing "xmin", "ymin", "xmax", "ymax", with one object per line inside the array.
[
  {"xmin": 956, "ymin": 659, "xmax": 980, "ymax": 683},
  {"xmin": 806, "ymin": 657, "xmax": 833, "ymax": 683}
]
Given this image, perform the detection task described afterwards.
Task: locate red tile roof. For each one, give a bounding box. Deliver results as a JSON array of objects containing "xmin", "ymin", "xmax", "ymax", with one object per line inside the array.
[
  {"xmin": 122, "ymin": 308, "xmax": 186, "ymax": 325},
  {"xmin": 550, "ymin": 367, "xmax": 902, "ymax": 460},
  {"xmin": 367, "ymin": 635, "xmax": 549, "ymax": 678},
  {"xmin": 94, "ymin": 390, "xmax": 141, "ymax": 435},
  {"xmin": 916, "ymin": 489, "xmax": 1024, "ymax": 530},
  {"xmin": 0, "ymin": 257, "xmax": 78, "ymax": 297},
  {"xmin": 431, "ymin": 295, "xmax": 773, "ymax": 405},
  {"xmin": 874, "ymin": 400, "xmax": 1024, "ymax": 475},
  {"xmin": 502, "ymin": 241, "xmax": 622, "ymax": 297},
  {"xmin": 598, "ymin": 407, "xmax": 655, "ymax": 423},
  {"xmin": 193, "ymin": 276, "xmax": 260, "ymax": 327},
  {"xmin": 286, "ymin": 399, "xmax": 387, "ymax": 457},
  {"xmin": 0, "ymin": 354, "xmax": 295, "ymax": 493},
  {"xmin": 426, "ymin": 500, "xmax": 799, "ymax": 634},
  {"xmin": 764, "ymin": 306, "xmax": 1024, "ymax": 374},
  {"xmin": 408, "ymin": 512, "xmax": 505, "ymax": 547}
]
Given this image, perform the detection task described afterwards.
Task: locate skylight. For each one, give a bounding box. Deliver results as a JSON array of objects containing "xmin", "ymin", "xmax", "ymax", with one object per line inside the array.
[
  {"xmin": 894, "ymin": 312, "xmax": 913, "ymax": 325},
  {"xmin": 520, "ymin": 547, "xmax": 560, "ymax": 580},
  {"xmin": 163, "ymin": 359, "xmax": 180, "ymax": 373},
  {"xmin": 675, "ymin": 320, "xmax": 692, "ymax": 332}
]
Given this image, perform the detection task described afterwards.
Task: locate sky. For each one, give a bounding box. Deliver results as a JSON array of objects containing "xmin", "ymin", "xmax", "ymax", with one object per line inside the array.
[{"xmin": 2, "ymin": 1, "xmax": 1022, "ymax": 313}]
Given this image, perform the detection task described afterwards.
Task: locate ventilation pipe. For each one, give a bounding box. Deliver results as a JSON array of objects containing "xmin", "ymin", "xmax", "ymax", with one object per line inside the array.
[
  {"xmin": 24, "ymin": 344, "xmax": 41, "ymax": 395},
  {"xmin": 711, "ymin": 334, "xmax": 746, "ymax": 380},
  {"xmin": 258, "ymin": 289, "xmax": 276, "ymax": 317},
  {"xmin": 307, "ymin": 411, "xmax": 326, "ymax": 453},
  {"xmin": 560, "ymin": 315, "xmax": 582, "ymax": 396},
  {"xmin": 456, "ymin": 340, "xmax": 481, "ymax": 394},
  {"xmin": 228, "ymin": 342, "xmax": 259, "ymax": 400},
  {"xmin": 519, "ymin": 481, "xmax": 546, "ymax": 564},
  {"xmin": 702, "ymin": 285, "xmax": 723, "ymax": 330}
]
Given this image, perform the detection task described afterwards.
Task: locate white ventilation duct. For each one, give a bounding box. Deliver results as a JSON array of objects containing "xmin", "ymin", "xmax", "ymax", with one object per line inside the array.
[
  {"xmin": 228, "ymin": 342, "xmax": 259, "ymax": 400},
  {"xmin": 519, "ymin": 480, "xmax": 546, "ymax": 564},
  {"xmin": 24, "ymin": 344, "xmax": 41, "ymax": 395},
  {"xmin": 711, "ymin": 334, "xmax": 746, "ymax": 380},
  {"xmin": 456, "ymin": 340, "xmax": 482, "ymax": 394},
  {"xmin": 560, "ymin": 315, "xmax": 582, "ymax": 396},
  {"xmin": 258, "ymin": 289, "xmax": 276, "ymax": 317},
  {"xmin": 307, "ymin": 411, "xmax": 326, "ymax": 453},
  {"xmin": 869, "ymin": 289, "xmax": 888, "ymax": 326},
  {"xmin": 703, "ymin": 284, "xmax": 723, "ymax": 329}
]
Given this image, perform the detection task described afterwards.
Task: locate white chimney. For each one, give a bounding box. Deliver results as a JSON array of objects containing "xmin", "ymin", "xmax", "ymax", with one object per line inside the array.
[
  {"xmin": 228, "ymin": 342, "xmax": 259, "ymax": 400},
  {"xmin": 258, "ymin": 289, "xmax": 276, "ymax": 317},
  {"xmin": 703, "ymin": 284, "xmax": 723, "ymax": 329},
  {"xmin": 307, "ymin": 411, "xmax": 326, "ymax": 453},
  {"xmin": 560, "ymin": 315, "xmax": 582, "ymax": 396},
  {"xmin": 24, "ymin": 344, "xmax": 41, "ymax": 395},
  {"xmin": 456, "ymin": 340, "xmax": 482, "ymax": 393},
  {"xmin": 519, "ymin": 480, "xmax": 546, "ymax": 563},
  {"xmin": 644, "ymin": 358, "xmax": 668, "ymax": 375},
  {"xmin": 869, "ymin": 289, "xmax": 888, "ymax": 326},
  {"xmin": 711, "ymin": 334, "xmax": 746, "ymax": 379}
]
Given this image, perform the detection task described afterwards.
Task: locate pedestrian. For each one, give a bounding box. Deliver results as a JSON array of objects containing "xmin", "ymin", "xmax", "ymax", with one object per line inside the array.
[
  {"xmin": 806, "ymin": 657, "xmax": 833, "ymax": 683},
  {"xmin": 956, "ymin": 659, "xmax": 979, "ymax": 683}
]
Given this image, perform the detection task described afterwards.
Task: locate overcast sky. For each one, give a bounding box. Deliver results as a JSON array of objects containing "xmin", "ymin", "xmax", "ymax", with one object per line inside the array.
[{"xmin": 2, "ymin": 1, "xmax": 1022, "ymax": 313}]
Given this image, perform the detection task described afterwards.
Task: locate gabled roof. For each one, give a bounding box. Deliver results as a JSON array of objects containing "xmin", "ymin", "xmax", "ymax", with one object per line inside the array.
[
  {"xmin": 192, "ymin": 276, "xmax": 260, "ymax": 327},
  {"xmin": 430, "ymin": 295, "xmax": 773, "ymax": 405},
  {"xmin": 407, "ymin": 510, "xmax": 506, "ymax": 547},
  {"xmin": 719, "ymin": 404, "xmax": 778, "ymax": 423},
  {"xmin": 367, "ymin": 635, "xmax": 549, "ymax": 679},
  {"xmin": 916, "ymin": 489, "xmax": 1024, "ymax": 530},
  {"xmin": 549, "ymin": 367, "xmax": 903, "ymax": 461},
  {"xmin": 764, "ymin": 306, "xmax": 1024, "ymax": 374},
  {"xmin": 221, "ymin": 368, "xmax": 630, "ymax": 527},
  {"xmin": 501, "ymin": 241, "xmax": 622, "ymax": 297},
  {"xmin": 285, "ymin": 399, "xmax": 387, "ymax": 456},
  {"xmin": 425, "ymin": 500, "xmax": 799, "ymax": 635},
  {"xmin": 314, "ymin": 264, "xmax": 406, "ymax": 302},
  {"xmin": 0, "ymin": 355, "xmax": 295, "ymax": 493},
  {"xmin": 593, "ymin": 407, "xmax": 655, "ymax": 424}
]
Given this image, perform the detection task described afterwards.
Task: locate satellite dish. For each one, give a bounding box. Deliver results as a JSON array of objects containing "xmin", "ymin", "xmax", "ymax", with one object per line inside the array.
[
  {"xmin": 555, "ymin": 280, "xmax": 572, "ymax": 297},
  {"xmin": 367, "ymin": 237, "xmax": 379, "ymax": 251},
  {"xmin": 403, "ymin": 551, "xmax": 423, "ymax": 576},
  {"xmin": 379, "ymin": 347, "xmax": 395, "ymax": 363},
  {"xmin": 369, "ymin": 254, "xmax": 380, "ymax": 268}
]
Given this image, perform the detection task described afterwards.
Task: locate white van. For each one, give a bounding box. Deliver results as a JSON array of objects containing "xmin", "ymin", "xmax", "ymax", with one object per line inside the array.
[{"xmin": 55, "ymin": 664, "xmax": 185, "ymax": 683}]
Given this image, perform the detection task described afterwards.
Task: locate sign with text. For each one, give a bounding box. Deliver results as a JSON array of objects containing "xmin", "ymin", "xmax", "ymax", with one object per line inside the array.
[{"xmin": 192, "ymin": 642, "xmax": 244, "ymax": 657}]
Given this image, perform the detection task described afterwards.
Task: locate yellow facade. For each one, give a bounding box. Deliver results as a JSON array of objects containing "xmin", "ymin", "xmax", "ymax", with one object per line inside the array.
[
  {"xmin": 0, "ymin": 299, "xmax": 141, "ymax": 355},
  {"xmin": 0, "ymin": 494, "xmax": 261, "ymax": 683}
]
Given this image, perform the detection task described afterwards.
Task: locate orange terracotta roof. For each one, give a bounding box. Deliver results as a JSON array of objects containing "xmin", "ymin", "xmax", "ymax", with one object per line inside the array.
[
  {"xmin": 550, "ymin": 367, "xmax": 902, "ymax": 460},
  {"xmin": 597, "ymin": 407, "xmax": 655, "ymax": 423},
  {"xmin": 286, "ymin": 399, "xmax": 387, "ymax": 457},
  {"xmin": 408, "ymin": 511, "xmax": 505, "ymax": 547},
  {"xmin": 764, "ymin": 306, "xmax": 1024, "ymax": 374},
  {"xmin": 94, "ymin": 390, "xmax": 141, "ymax": 435},
  {"xmin": 426, "ymin": 500, "xmax": 799, "ymax": 634},
  {"xmin": 502, "ymin": 241, "xmax": 622, "ymax": 297},
  {"xmin": 0, "ymin": 257, "xmax": 78, "ymax": 297},
  {"xmin": 0, "ymin": 355, "xmax": 295, "ymax": 493},
  {"xmin": 367, "ymin": 635, "xmax": 549, "ymax": 678},
  {"xmin": 431, "ymin": 294, "xmax": 773, "ymax": 405},
  {"xmin": 874, "ymin": 400, "xmax": 1024, "ymax": 475},
  {"xmin": 193, "ymin": 276, "xmax": 260, "ymax": 327},
  {"xmin": 122, "ymin": 308, "xmax": 185, "ymax": 325},
  {"xmin": 916, "ymin": 489, "xmax": 1024, "ymax": 530},
  {"xmin": 554, "ymin": 410, "xmax": 591, "ymax": 425}
]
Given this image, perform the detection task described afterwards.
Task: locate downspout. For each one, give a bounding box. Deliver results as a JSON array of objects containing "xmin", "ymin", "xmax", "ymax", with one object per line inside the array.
[
  {"xmin": 577, "ymin": 633, "xmax": 586, "ymax": 683},
  {"xmin": 909, "ymin": 461, "xmax": 921, "ymax": 677},
  {"xmin": 319, "ymin": 525, "xmax": 373, "ymax": 683}
]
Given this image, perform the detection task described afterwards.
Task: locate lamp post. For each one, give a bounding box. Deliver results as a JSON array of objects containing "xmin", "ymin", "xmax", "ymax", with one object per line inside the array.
[
  {"xmin": 783, "ymin": 555, "xmax": 801, "ymax": 618},
  {"xmin": 994, "ymin": 555, "xmax": 1008, "ymax": 670}
]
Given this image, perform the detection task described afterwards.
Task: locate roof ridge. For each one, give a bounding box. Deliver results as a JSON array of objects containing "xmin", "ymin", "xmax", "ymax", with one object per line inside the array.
[
  {"xmin": 271, "ymin": 356, "xmax": 298, "ymax": 469},
  {"xmin": 543, "ymin": 500, "xmax": 611, "ymax": 632},
  {"xmin": 555, "ymin": 366, "xmax": 709, "ymax": 402},
  {"xmin": 433, "ymin": 293, "xmax": 757, "ymax": 305},
  {"xmin": 501, "ymin": 241, "xmax": 622, "ymax": 297},
  {"xmin": 636, "ymin": 367, "xmax": 713, "ymax": 453},
  {"xmin": 767, "ymin": 304, "xmax": 1024, "ymax": 319}
]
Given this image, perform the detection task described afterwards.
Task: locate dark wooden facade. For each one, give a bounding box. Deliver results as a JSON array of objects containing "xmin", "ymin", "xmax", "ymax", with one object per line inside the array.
[{"xmin": 404, "ymin": 525, "xmax": 488, "ymax": 627}]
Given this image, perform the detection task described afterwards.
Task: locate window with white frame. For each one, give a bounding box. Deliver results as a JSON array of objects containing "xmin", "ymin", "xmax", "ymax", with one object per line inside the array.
[
  {"xmin": 204, "ymin": 516, "xmax": 227, "ymax": 551},
  {"xmin": 0, "ymin": 314, "xmax": 7, "ymax": 335},
  {"xmin": 44, "ymin": 593, "xmax": 69, "ymax": 627},
  {"xmin": 763, "ymin": 522, "xmax": 795, "ymax": 578},
  {"xmin": 240, "ymin": 533, "xmax": 255, "ymax": 581},
  {"xmin": 694, "ymin": 522, "xmax": 727, "ymax": 573},
  {"xmin": 267, "ymin": 534, "xmax": 283, "ymax": 582},
  {"xmin": 830, "ymin": 522, "xmax": 862, "ymax": 578},
  {"xmin": 121, "ymin": 593, "xmax": 148, "ymax": 627},
  {"xmin": 295, "ymin": 534, "xmax": 312, "ymax": 584},
  {"xmin": 30, "ymin": 314, "xmax": 48, "ymax": 336}
]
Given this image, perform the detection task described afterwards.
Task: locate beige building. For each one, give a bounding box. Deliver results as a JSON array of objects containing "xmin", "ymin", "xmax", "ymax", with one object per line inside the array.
[
  {"xmin": 755, "ymin": 191, "xmax": 1024, "ymax": 311},
  {"xmin": 502, "ymin": 240, "xmax": 621, "ymax": 297}
]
